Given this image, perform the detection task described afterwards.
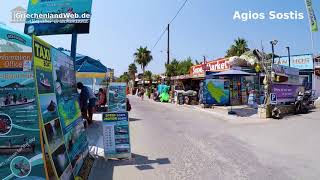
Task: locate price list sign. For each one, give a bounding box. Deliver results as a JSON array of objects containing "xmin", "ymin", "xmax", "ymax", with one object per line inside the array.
[{"xmin": 102, "ymin": 112, "xmax": 131, "ymax": 159}]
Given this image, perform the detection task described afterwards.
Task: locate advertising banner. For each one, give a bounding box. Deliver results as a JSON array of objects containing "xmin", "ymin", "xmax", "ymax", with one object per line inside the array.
[
  {"xmin": 25, "ymin": 0, "xmax": 93, "ymax": 36},
  {"xmin": 204, "ymin": 79, "xmax": 229, "ymax": 105},
  {"xmin": 51, "ymin": 47, "xmax": 88, "ymax": 176},
  {"xmin": 271, "ymin": 84, "xmax": 300, "ymax": 103},
  {"xmin": 0, "ymin": 72, "xmax": 46, "ymax": 180},
  {"xmin": 108, "ymin": 83, "xmax": 127, "ymax": 112},
  {"xmin": 274, "ymin": 54, "xmax": 314, "ymax": 70},
  {"xmin": 102, "ymin": 112, "xmax": 131, "ymax": 159},
  {"xmin": 33, "ymin": 36, "xmax": 74, "ymax": 179},
  {"xmin": 305, "ymin": 0, "xmax": 318, "ymax": 32}
]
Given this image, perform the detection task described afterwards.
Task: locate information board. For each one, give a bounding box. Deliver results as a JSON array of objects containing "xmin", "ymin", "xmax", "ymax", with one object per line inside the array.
[
  {"xmin": 102, "ymin": 112, "xmax": 131, "ymax": 159},
  {"xmin": 0, "ymin": 72, "xmax": 46, "ymax": 180}
]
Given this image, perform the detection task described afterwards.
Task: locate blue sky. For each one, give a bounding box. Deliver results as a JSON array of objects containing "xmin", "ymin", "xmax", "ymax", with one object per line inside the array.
[{"xmin": 1, "ymin": 0, "xmax": 319, "ymax": 76}]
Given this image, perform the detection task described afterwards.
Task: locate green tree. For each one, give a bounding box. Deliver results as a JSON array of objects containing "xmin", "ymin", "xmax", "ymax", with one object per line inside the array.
[
  {"xmin": 177, "ymin": 57, "xmax": 194, "ymax": 75},
  {"xmin": 165, "ymin": 59, "xmax": 179, "ymax": 77},
  {"xmin": 226, "ymin": 38, "xmax": 250, "ymax": 57},
  {"xmin": 134, "ymin": 46, "xmax": 153, "ymax": 85}
]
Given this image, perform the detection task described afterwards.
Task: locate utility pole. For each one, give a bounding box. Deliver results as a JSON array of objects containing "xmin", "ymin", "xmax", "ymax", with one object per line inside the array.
[{"xmin": 167, "ymin": 24, "xmax": 170, "ymax": 65}]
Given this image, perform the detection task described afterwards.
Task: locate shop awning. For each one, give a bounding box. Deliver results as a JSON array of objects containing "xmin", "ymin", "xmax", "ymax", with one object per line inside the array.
[{"xmin": 209, "ymin": 69, "xmax": 253, "ymax": 78}]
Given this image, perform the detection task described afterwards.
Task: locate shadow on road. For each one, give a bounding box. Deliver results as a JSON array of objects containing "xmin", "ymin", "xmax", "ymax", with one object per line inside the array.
[
  {"xmin": 89, "ymin": 154, "xmax": 171, "ymax": 180},
  {"xmin": 129, "ymin": 118, "xmax": 142, "ymax": 122}
]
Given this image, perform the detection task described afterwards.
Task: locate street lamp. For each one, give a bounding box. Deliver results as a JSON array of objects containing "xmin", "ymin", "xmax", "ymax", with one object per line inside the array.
[{"xmin": 270, "ymin": 40, "xmax": 278, "ymax": 64}]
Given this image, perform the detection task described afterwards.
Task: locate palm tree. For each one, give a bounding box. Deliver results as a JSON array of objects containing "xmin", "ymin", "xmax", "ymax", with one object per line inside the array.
[
  {"xmin": 144, "ymin": 70, "xmax": 152, "ymax": 85},
  {"xmin": 128, "ymin": 63, "xmax": 137, "ymax": 94},
  {"xmin": 128, "ymin": 63, "xmax": 137, "ymax": 81},
  {"xmin": 226, "ymin": 38, "xmax": 250, "ymax": 57},
  {"xmin": 134, "ymin": 46, "xmax": 153, "ymax": 86},
  {"xmin": 119, "ymin": 72, "xmax": 130, "ymax": 83}
]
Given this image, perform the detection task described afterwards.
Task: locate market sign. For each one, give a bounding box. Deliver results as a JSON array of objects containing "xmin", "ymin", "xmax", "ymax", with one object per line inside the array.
[
  {"xmin": 24, "ymin": 0, "xmax": 93, "ymax": 36},
  {"xmin": 0, "ymin": 52, "xmax": 32, "ymax": 71},
  {"xmin": 190, "ymin": 58, "xmax": 229, "ymax": 77},
  {"xmin": 274, "ymin": 54, "xmax": 314, "ymax": 70}
]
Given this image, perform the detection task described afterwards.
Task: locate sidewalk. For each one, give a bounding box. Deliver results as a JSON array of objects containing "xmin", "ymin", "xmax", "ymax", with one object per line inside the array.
[{"xmin": 130, "ymin": 95, "xmax": 269, "ymax": 124}]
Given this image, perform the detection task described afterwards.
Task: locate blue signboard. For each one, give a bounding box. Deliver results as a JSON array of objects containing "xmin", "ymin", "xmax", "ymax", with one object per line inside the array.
[
  {"xmin": 25, "ymin": 0, "xmax": 93, "ymax": 36},
  {"xmin": 102, "ymin": 112, "xmax": 131, "ymax": 159},
  {"xmin": 274, "ymin": 54, "xmax": 314, "ymax": 70}
]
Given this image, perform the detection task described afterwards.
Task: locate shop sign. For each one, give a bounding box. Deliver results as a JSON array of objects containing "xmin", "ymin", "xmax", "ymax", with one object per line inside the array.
[
  {"xmin": 0, "ymin": 52, "xmax": 32, "ymax": 71},
  {"xmin": 274, "ymin": 54, "xmax": 314, "ymax": 70},
  {"xmin": 190, "ymin": 58, "xmax": 229, "ymax": 77}
]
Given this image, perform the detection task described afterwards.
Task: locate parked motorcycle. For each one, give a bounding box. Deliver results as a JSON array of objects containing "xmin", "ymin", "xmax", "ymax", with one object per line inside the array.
[{"xmin": 294, "ymin": 90, "xmax": 314, "ymax": 114}]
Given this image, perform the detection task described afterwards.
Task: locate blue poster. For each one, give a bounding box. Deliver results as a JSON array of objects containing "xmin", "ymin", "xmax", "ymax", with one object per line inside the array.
[
  {"xmin": 204, "ymin": 79, "xmax": 229, "ymax": 105},
  {"xmin": 0, "ymin": 71, "xmax": 46, "ymax": 180},
  {"xmin": 102, "ymin": 112, "xmax": 131, "ymax": 159},
  {"xmin": 108, "ymin": 83, "xmax": 127, "ymax": 112},
  {"xmin": 25, "ymin": 0, "xmax": 93, "ymax": 36}
]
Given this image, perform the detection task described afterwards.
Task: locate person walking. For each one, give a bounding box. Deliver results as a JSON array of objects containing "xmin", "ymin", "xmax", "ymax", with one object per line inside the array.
[{"xmin": 77, "ymin": 82, "xmax": 97, "ymax": 126}]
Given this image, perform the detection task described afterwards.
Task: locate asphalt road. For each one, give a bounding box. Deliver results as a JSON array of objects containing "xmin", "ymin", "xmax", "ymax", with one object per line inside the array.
[{"xmin": 88, "ymin": 96, "xmax": 320, "ymax": 180}]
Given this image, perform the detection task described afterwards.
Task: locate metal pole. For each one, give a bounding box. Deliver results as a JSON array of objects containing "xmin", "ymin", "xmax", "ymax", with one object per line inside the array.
[
  {"xmin": 71, "ymin": 32, "xmax": 78, "ymax": 70},
  {"xmin": 286, "ymin": 46, "xmax": 291, "ymax": 67},
  {"xmin": 167, "ymin": 24, "xmax": 170, "ymax": 65}
]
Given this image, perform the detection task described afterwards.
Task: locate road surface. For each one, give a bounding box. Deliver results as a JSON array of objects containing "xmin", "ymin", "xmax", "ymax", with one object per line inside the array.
[{"xmin": 88, "ymin": 95, "xmax": 320, "ymax": 180}]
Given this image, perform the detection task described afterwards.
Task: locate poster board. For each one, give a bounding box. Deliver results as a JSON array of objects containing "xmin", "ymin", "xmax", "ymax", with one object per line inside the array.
[
  {"xmin": 51, "ymin": 47, "xmax": 89, "ymax": 176},
  {"xmin": 33, "ymin": 35, "xmax": 89, "ymax": 179},
  {"xmin": 107, "ymin": 83, "xmax": 127, "ymax": 112},
  {"xmin": 102, "ymin": 112, "xmax": 131, "ymax": 159},
  {"xmin": 0, "ymin": 72, "xmax": 46, "ymax": 180}
]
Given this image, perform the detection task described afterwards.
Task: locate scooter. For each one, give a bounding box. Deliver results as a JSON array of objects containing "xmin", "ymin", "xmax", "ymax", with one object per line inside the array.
[{"xmin": 294, "ymin": 90, "xmax": 313, "ymax": 114}]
